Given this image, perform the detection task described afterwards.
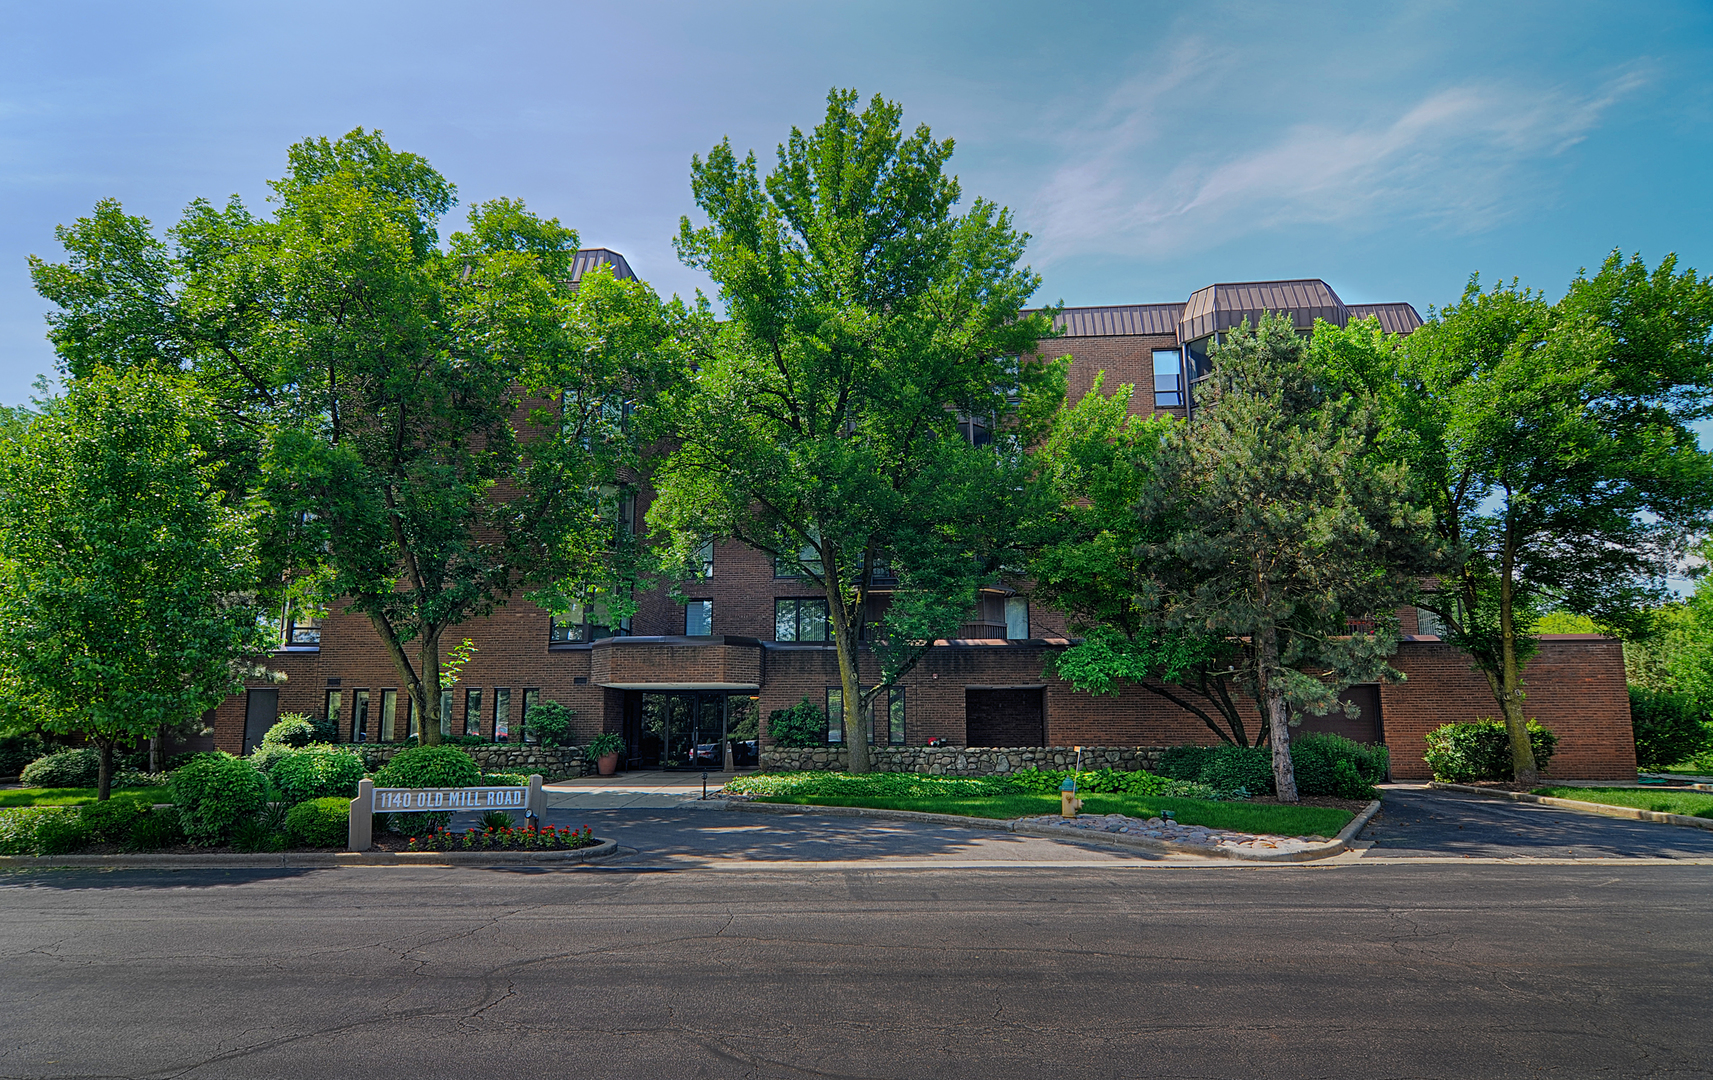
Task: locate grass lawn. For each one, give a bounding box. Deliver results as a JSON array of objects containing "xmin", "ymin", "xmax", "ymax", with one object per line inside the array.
[
  {"xmin": 1533, "ymin": 786, "xmax": 1713, "ymax": 819},
  {"xmin": 752, "ymin": 791, "xmax": 1354, "ymax": 838},
  {"xmin": 1652, "ymin": 762, "xmax": 1713, "ymax": 779},
  {"xmin": 0, "ymin": 787, "xmax": 163, "ymax": 808}
]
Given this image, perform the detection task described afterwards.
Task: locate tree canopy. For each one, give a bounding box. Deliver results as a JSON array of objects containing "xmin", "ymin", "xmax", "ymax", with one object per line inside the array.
[
  {"xmin": 651, "ymin": 89, "xmax": 1062, "ymax": 771},
  {"xmin": 0, "ymin": 369, "xmax": 272, "ymax": 798},
  {"xmin": 30, "ymin": 129, "xmax": 680, "ymax": 744}
]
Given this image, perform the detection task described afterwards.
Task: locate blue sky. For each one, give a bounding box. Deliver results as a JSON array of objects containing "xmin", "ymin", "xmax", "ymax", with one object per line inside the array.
[{"xmin": 3, "ymin": 0, "xmax": 1712, "ymax": 406}]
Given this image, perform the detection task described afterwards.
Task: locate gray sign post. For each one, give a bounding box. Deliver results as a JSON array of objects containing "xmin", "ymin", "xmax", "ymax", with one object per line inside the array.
[{"xmin": 347, "ymin": 775, "xmax": 545, "ymax": 851}]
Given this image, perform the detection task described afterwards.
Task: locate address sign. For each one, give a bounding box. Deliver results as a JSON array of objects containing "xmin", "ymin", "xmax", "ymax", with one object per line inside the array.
[{"xmin": 371, "ymin": 786, "xmax": 528, "ymax": 812}]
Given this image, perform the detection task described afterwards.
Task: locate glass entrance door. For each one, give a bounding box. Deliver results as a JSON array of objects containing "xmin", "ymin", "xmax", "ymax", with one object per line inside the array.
[{"xmin": 638, "ymin": 691, "xmax": 735, "ymax": 769}]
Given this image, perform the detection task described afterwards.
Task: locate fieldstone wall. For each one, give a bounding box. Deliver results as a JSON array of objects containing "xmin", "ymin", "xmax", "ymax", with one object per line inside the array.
[
  {"xmin": 759, "ymin": 745, "xmax": 1169, "ymax": 776},
  {"xmin": 358, "ymin": 744, "xmax": 585, "ymax": 780}
]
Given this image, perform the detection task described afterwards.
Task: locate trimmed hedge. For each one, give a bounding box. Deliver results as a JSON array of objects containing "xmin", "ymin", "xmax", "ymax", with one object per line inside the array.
[
  {"xmin": 20, "ymin": 748, "xmax": 100, "ymax": 788},
  {"xmin": 168, "ymin": 752, "xmax": 267, "ymax": 845},
  {"xmin": 1152, "ymin": 735, "xmax": 1389, "ymax": 798},
  {"xmin": 1629, "ymin": 687, "xmax": 1712, "ymax": 769},
  {"xmin": 269, "ymin": 746, "xmax": 366, "ymax": 805},
  {"xmin": 1423, "ymin": 720, "xmax": 1559, "ymax": 783},
  {"xmin": 0, "ymin": 734, "xmax": 47, "ymax": 777},
  {"xmin": 372, "ymin": 746, "xmax": 481, "ymax": 789},
  {"xmin": 285, "ymin": 797, "xmax": 350, "ymax": 848}
]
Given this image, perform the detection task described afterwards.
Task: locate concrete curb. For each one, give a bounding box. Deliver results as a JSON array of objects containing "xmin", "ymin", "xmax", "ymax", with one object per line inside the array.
[
  {"xmin": 0, "ymin": 838, "xmax": 619, "ymax": 870},
  {"xmin": 1428, "ymin": 783, "xmax": 1713, "ymax": 831},
  {"xmin": 726, "ymin": 798, "xmax": 1380, "ymax": 863}
]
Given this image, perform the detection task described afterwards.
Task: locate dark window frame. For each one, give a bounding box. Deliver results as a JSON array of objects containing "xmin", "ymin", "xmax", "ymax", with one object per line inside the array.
[{"xmin": 775, "ymin": 597, "xmax": 831, "ymax": 642}]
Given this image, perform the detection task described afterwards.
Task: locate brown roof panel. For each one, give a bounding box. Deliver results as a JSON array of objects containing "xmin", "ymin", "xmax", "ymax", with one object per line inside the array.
[
  {"xmin": 1179, "ymin": 278, "xmax": 1347, "ymax": 341},
  {"xmin": 1346, "ymin": 302, "xmax": 1424, "ymax": 335},
  {"xmin": 1049, "ymin": 303, "xmax": 1185, "ymax": 338},
  {"xmin": 570, "ymin": 248, "xmax": 636, "ymax": 283}
]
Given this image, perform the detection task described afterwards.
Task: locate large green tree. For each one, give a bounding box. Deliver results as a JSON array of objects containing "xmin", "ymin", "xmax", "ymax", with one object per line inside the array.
[
  {"xmin": 1396, "ymin": 253, "xmax": 1713, "ymax": 783},
  {"xmin": 0, "ymin": 369, "xmax": 272, "ymax": 798},
  {"xmin": 1027, "ymin": 376, "xmax": 1263, "ymax": 745},
  {"xmin": 1140, "ymin": 314, "xmax": 1437, "ymax": 800},
  {"xmin": 651, "ymin": 90, "xmax": 1061, "ymax": 771},
  {"xmin": 31, "ymin": 130, "xmax": 679, "ymax": 744}
]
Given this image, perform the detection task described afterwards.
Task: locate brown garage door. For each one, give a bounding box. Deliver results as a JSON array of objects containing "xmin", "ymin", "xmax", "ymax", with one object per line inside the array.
[
  {"xmin": 1293, "ymin": 684, "xmax": 1382, "ymax": 744},
  {"xmin": 965, "ymin": 688, "xmax": 1044, "ymax": 747}
]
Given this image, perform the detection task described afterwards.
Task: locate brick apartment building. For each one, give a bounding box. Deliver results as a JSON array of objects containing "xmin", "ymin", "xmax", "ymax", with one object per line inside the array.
[{"xmin": 209, "ymin": 253, "xmax": 1638, "ymax": 781}]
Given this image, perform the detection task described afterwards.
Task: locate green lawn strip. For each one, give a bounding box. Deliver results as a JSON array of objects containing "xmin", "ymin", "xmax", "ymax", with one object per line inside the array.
[
  {"xmin": 1532, "ymin": 786, "xmax": 1713, "ymax": 819},
  {"xmin": 1652, "ymin": 762, "xmax": 1713, "ymax": 779},
  {"xmin": 0, "ymin": 787, "xmax": 162, "ymax": 808},
  {"xmin": 753, "ymin": 792, "xmax": 1352, "ymax": 838}
]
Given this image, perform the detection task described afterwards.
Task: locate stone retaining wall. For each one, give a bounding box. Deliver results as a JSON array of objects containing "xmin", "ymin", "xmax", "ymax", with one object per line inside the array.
[
  {"xmin": 358, "ymin": 744, "xmax": 585, "ymax": 780},
  {"xmin": 759, "ymin": 745, "xmax": 1169, "ymax": 776}
]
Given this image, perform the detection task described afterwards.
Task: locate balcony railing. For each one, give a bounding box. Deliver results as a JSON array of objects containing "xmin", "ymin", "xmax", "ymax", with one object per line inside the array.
[{"xmin": 956, "ymin": 621, "xmax": 1010, "ymax": 639}]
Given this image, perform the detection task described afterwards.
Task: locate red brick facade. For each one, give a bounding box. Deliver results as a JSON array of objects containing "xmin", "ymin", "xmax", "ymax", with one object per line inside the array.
[{"xmin": 211, "ymin": 275, "xmax": 1638, "ymax": 780}]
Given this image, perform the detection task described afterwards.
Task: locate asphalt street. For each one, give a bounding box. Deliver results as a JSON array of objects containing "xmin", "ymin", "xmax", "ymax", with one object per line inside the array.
[
  {"xmin": 1361, "ymin": 786, "xmax": 1713, "ymax": 859},
  {"xmin": 2, "ymin": 789, "xmax": 1710, "ymax": 1079}
]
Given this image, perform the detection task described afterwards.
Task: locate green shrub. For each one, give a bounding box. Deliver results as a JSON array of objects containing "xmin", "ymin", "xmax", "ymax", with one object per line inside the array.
[
  {"xmin": 1423, "ymin": 720, "xmax": 1559, "ymax": 783},
  {"xmin": 481, "ymin": 772, "xmax": 530, "ymax": 787},
  {"xmin": 0, "ymin": 807, "xmax": 83, "ymax": 855},
  {"xmin": 767, "ymin": 698, "xmax": 827, "ymax": 748},
  {"xmin": 0, "ymin": 734, "xmax": 48, "ymax": 777},
  {"xmin": 285, "ymin": 797, "xmax": 350, "ymax": 847},
  {"xmin": 1001, "ymin": 766, "xmax": 1217, "ymax": 799},
  {"xmin": 525, "ymin": 699, "xmax": 575, "ymax": 747},
  {"xmin": 127, "ymin": 807, "xmax": 185, "ymax": 851},
  {"xmin": 373, "ymin": 745, "xmax": 482, "ymax": 789},
  {"xmin": 586, "ymin": 732, "xmax": 624, "ymax": 759},
  {"xmin": 34, "ymin": 811, "xmax": 93, "ymax": 855},
  {"xmin": 247, "ymin": 741, "xmax": 296, "ymax": 776},
  {"xmin": 80, "ymin": 798, "xmax": 146, "ymax": 844},
  {"xmin": 1291, "ymin": 733, "xmax": 1389, "ymax": 799},
  {"xmin": 1201, "ymin": 745, "xmax": 1275, "ymax": 795},
  {"xmin": 261, "ymin": 713, "xmax": 317, "ymax": 749},
  {"xmin": 112, "ymin": 768, "xmax": 169, "ymax": 790},
  {"xmin": 21, "ymin": 748, "xmax": 101, "ymax": 787},
  {"xmin": 1156, "ymin": 744, "xmax": 1218, "ymax": 782},
  {"xmin": 1629, "ymin": 687, "xmax": 1712, "ymax": 768},
  {"xmin": 480, "ymin": 809, "xmax": 516, "ymax": 830},
  {"xmin": 169, "ymin": 752, "xmax": 267, "ymax": 845},
  {"xmin": 310, "ymin": 715, "xmax": 340, "ymax": 744},
  {"xmin": 269, "ymin": 746, "xmax": 366, "ymax": 805}
]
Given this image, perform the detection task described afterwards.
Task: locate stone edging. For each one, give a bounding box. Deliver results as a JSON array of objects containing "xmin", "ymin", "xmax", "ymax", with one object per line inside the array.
[
  {"xmin": 0, "ymin": 838, "xmax": 618, "ymax": 869},
  {"xmin": 725, "ymin": 799, "xmax": 1381, "ymax": 863},
  {"xmin": 1428, "ymin": 782, "xmax": 1713, "ymax": 831}
]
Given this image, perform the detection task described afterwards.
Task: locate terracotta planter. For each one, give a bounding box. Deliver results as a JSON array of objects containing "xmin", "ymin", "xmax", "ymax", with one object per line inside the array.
[{"xmin": 597, "ymin": 752, "xmax": 620, "ymax": 776}]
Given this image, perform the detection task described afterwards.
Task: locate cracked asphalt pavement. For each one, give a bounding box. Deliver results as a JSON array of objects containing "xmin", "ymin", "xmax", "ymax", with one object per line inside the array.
[{"xmin": 2, "ymin": 793, "xmax": 1710, "ymax": 1080}]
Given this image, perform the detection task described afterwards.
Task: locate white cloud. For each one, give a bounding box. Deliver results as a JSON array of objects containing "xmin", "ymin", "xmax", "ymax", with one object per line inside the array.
[{"xmin": 1027, "ymin": 61, "xmax": 1652, "ymax": 264}]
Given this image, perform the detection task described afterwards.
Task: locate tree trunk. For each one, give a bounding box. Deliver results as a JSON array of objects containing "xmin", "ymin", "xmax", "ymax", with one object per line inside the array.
[
  {"xmin": 95, "ymin": 738, "xmax": 114, "ymax": 802},
  {"xmin": 149, "ymin": 727, "xmax": 161, "ymax": 774},
  {"xmin": 1497, "ymin": 524, "xmax": 1539, "ymax": 785},
  {"xmin": 1256, "ymin": 626, "xmax": 1299, "ymax": 802},
  {"xmin": 417, "ymin": 630, "xmax": 444, "ymax": 746},
  {"xmin": 825, "ymin": 579, "xmax": 869, "ymax": 774}
]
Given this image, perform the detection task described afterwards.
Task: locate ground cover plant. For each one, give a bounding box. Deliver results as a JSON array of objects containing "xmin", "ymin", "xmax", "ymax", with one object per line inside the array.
[
  {"xmin": 722, "ymin": 771, "xmax": 1353, "ymax": 836},
  {"xmin": 1532, "ymin": 786, "xmax": 1713, "ymax": 819},
  {"xmin": 404, "ymin": 823, "xmax": 599, "ymax": 852}
]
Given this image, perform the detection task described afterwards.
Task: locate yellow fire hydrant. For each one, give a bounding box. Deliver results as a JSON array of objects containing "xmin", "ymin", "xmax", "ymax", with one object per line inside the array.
[{"xmin": 1060, "ymin": 777, "xmax": 1083, "ymax": 819}]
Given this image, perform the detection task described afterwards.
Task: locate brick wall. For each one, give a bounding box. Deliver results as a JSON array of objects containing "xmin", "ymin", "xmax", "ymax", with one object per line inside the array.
[{"xmin": 760, "ymin": 745, "xmax": 1168, "ymax": 775}]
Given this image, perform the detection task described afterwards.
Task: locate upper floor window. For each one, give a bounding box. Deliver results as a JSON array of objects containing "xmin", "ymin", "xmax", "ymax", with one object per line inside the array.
[
  {"xmin": 1152, "ymin": 349, "xmax": 1183, "ymax": 408},
  {"xmin": 956, "ymin": 411, "xmax": 992, "ymax": 447},
  {"xmin": 1004, "ymin": 596, "xmax": 1029, "ymax": 640},
  {"xmin": 685, "ymin": 599, "xmax": 713, "ymax": 637},
  {"xmin": 695, "ymin": 540, "xmax": 714, "ymax": 579},
  {"xmin": 775, "ymin": 597, "xmax": 830, "ymax": 642},
  {"xmin": 775, "ymin": 539, "xmax": 823, "ymax": 579},
  {"xmin": 285, "ymin": 616, "xmax": 321, "ymax": 645}
]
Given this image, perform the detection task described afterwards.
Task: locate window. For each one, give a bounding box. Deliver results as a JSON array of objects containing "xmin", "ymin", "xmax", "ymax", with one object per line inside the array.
[
  {"xmin": 380, "ymin": 689, "xmax": 398, "ymax": 742},
  {"xmin": 1004, "ymin": 597, "xmax": 1029, "ymax": 640},
  {"xmin": 1152, "ymin": 349, "xmax": 1183, "ymax": 408},
  {"xmin": 685, "ymin": 599, "xmax": 713, "ymax": 637},
  {"xmin": 827, "ymin": 686, "xmax": 906, "ymax": 745},
  {"xmin": 775, "ymin": 598, "xmax": 830, "ymax": 642},
  {"xmin": 324, "ymin": 690, "xmax": 343, "ymax": 741},
  {"xmin": 695, "ymin": 540, "xmax": 714, "ymax": 579},
  {"xmin": 493, "ymin": 688, "xmax": 512, "ymax": 742},
  {"xmin": 774, "ymin": 539, "xmax": 823, "ymax": 579},
  {"xmin": 1185, "ymin": 337, "xmax": 1214, "ymax": 383},
  {"xmin": 521, "ymin": 689, "xmax": 540, "ymax": 744},
  {"xmin": 353, "ymin": 689, "xmax": 370, "ymax": 743},
  {"xmin": 285, "ymin": 616, "xmax": 321, "ymax": 645},
  {"xmin": 464, "ymin": 688, "xmax": 482, "ymax": 738},
  {"xmin": 549, "ymin": 613, "xmax": 587, "ymax": 643},
  {"xmin": 956, "ymin": 411, "xmax": 992, "ymax": 446},
  {"xmin": 1416, "ymin": 608, "xmax": 1444, "ymax": 637},
  {"xmin": 408, "ymin": 696, "xmax": 418, "ymax": 738},
  {"xmin": 550, "ymin": 590, "xmax": 630, "ymax": 642}
]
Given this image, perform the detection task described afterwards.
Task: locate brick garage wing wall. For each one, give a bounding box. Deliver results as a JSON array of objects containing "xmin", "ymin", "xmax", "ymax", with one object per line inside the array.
[{"xmin": 1383, "ymin": 636, "xmax": 1635, "ymax": 781}]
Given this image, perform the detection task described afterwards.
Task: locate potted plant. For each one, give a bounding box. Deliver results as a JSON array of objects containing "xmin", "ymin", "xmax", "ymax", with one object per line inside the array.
[{"xmin": 586, "ymin": 733, "xmax": 624, "ymax": 776}]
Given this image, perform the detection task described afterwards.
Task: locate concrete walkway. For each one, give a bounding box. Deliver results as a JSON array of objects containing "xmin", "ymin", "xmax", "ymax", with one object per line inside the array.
[{"xmin": 541, "ymin": 769, "xmax": 755, "ymax": 809}]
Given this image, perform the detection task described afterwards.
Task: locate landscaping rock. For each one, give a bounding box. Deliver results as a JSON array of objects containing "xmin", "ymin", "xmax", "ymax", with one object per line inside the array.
[{"xmin": 1017, "ymin": 812, "xmax": 1335, "ymax": 854}]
